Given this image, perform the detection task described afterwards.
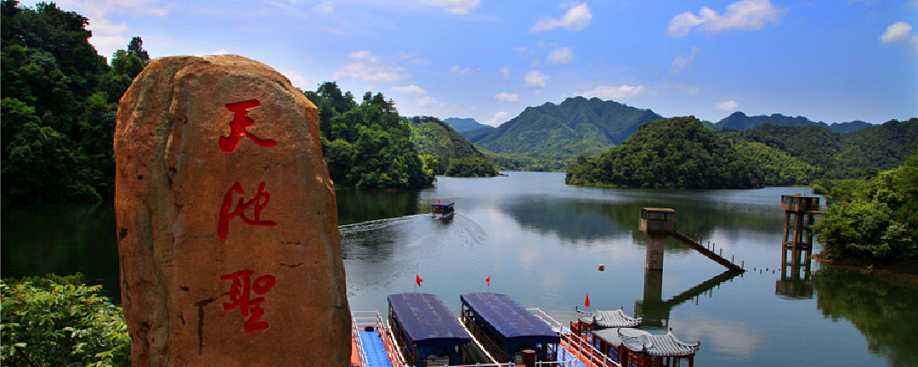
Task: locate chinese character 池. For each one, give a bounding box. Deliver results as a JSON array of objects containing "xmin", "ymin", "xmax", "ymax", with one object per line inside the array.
[
  {"xmin": 217, "ymin": 181, "xmax": 277, "ymax": 240},
  {"xmin": 221, "ymin": 270, "xmax": 277, "ymax": 333},
  {"xmin": 219, "ymin": 99, "xmax": 277, "ymax": 153}
]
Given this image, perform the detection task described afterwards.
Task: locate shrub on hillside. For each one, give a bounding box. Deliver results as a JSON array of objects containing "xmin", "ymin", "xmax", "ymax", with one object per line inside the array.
[{"xmin": 1, "ymin": 274, "xmax": 129, "ymax": 366}]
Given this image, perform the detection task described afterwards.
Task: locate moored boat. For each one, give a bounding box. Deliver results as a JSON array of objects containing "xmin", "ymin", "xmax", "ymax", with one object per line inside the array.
[
  {"xmin": 387, "ymin": 293, "xmax": 473, "ymax": 366},
  {"xmin": 352, "ymin": 293, "xmax": 635, "ymax": 367}
]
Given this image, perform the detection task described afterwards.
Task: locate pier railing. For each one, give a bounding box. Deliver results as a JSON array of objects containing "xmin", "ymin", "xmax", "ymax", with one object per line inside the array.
[
  {"xmin": 355, "ymin": 310, "xmax": 513, "ymax": 367},
  {"xmin": 672, "ymin": 230, "xmax": 745, "ymax": 272},
  {"xmin": 351, "ymin": 313, "xmax": 370, "ymax": 367},
  {"xmin": 528, "ymin": 308, "xmax": 621, "ymax": 367},
  {"xmin": 352, "ymin": 310, "xmax": 408, "ymax": 367}
]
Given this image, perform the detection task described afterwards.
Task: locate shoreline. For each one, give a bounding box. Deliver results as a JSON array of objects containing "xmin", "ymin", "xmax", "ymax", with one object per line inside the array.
[{"xmin": 814, "ymin": 253, "xmax": 918, "ymax": 286}]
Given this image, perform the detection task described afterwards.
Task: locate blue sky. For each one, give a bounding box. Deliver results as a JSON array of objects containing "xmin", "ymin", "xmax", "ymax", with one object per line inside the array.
[{"xmin": 38, "ymin": 0, "xmax": 918, "ymax": 126}]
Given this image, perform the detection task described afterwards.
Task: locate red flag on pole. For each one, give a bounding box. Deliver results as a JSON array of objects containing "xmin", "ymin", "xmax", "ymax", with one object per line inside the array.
[
  {"xmin": 584, "ymin": 293, "xmax": 591, "ymax": 309},
  {"xmin": 415, "ymin": 274, "xmax": 423, "ymax": 287},
  {"xmin": 485, "ymin": 275, "xmax": 491, "ymax": 287}
]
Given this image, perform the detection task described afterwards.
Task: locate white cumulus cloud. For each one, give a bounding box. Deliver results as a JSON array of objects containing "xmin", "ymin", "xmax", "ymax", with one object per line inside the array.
[
  {"xmin": 450, "ymin": 65, "xmax": 477, "ymax": 74},
  {"xmin": 312, "ymin": 1, "xmax": 334, "ymax": 14},
  {"xmin": 547, "ymin": 47, "xmax": 574, "ymax": 64},
  {"xmin": 667, "ymin": 0, "xmax": 780, "ymax": 37},
  {"xmin": 485, "ymin": 111, "xmax": 511, "ymax": 126},
  {"xmin": 334, "ymin": 51, "xmax": 408, "ymax": 83},
  {"xmin": 716, "ymin": 100, "xmax": 740, "ymax": 112},
  {"xmin": 524, "ymin": 70, "xmax": 548, "ymax": 88},
  {"xmin": 423, "ymin": 0, "xmax": 480, "ymax": 15},
  {"xmin": 53, "ymin": 0, "xmax": 169, "ymax": 58},
  {"xmin": 531, "ymin": 3, "xmax": 592, "ymax": 32},
  {"xmin": 579, "ymin": 84, "xmax": 645, "ymax": 101},
  {"xmin": 280, "ymin": 69, "xmax": 311, "ymax": 90},
  {"xmin": 671, "ymin": 47, "xmax": 700, "ymax": 73},
  {"xmin": 494, "ymin": 92, "xmax": 520, "ymax": 102},
  {"xmin": 880, "ymin": 21, "xmax": 912, "ymax": 43},
  {"xmin": 393, "ymin": 84, "xmax": 427, "ymax": 95}
]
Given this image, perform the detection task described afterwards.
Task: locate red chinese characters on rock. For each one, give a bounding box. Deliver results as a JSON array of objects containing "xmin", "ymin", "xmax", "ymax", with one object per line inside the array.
[
  {"xmin": 218, "ymin": 99, "xmax": 277, "ymax": 153},
  {"xmin": 221, "ymin": 270, "xmax": 277, "ymax": 333},
  {"xmin": 217, "ymin": 181, "xmax": 277, "ymax": 240}
]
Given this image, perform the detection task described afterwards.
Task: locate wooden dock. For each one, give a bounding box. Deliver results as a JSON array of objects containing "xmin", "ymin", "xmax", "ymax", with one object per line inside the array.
[{"xmin": 671, "ymin": 231, "xmax": 745, "ymax": 272}]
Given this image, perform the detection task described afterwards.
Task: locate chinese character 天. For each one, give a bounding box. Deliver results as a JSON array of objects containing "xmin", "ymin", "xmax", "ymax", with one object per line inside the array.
[{"xmin": 219, "ymin": 99, "xmax": 277, "ymax": 153}]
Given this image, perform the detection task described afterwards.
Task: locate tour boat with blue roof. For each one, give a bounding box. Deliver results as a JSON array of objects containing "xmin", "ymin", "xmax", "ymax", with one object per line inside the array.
[{"xmin": 350, "ymin": 291, "xmax": 684, "ymax": 367}]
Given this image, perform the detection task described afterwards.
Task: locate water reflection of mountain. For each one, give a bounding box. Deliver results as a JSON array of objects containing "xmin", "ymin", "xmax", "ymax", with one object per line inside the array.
[
  {"xmin": 814, "ymin": 267, "xmax": 918, "ymax": 366},
  {"xmin": 336, "ymin": 189, "xmax": 421, "ymax": 225},
  {"xmin": 1, "ymin": 204, "xmax": 120, "ymax": 300},
  {"xmin": 498, "ymin": 195, "xmax": 785, "ymax": 244}
]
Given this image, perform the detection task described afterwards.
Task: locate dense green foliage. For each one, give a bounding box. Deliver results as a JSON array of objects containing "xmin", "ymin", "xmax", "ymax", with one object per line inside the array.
[
  {"xmin": 481, "ymin": 149, "xmax": 560, "ymax": 172},
  {"xmin": 305, "ymin": 82, "xmax": 434, "ymax": 189},
  {"xmin": 1, "ymin": 274, "xmax": 130, "ymax": 366},
  {"xmin": 1, "ymin": 1, "xmax": 149, "ymax": 204},
  {"xmin": 734, "ymin": 141, "xmax": 817, "ymax": 186},
  {"xmin": 407, "ymin": 116, "xmax": 498, "ymax": 177},
  {"xmin": 716, "ymin": 111, "xmax": 871, "ymax": 133},
  {"xmin": 473, "ymin": 97, "xmax": 662, "ymax": 165},
  {"xmin": 566, "ymin": 117, "xmax": 757, "ymax": 189},
  {"xmin": 444, "ymin": 156, "xmax": 500, "ymax": 177},
  {"xmin": 813, "ymin": 153, "xmax": 917, "ymax": 263},
  {"xmin": 732, "ymin": 119, "xmax": 918, "ymax": 179}
]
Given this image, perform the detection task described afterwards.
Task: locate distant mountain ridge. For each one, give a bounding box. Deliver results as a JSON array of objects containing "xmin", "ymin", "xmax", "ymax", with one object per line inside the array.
[
  {"xmin": 443, "ymin": 117, "xmax": 493, "ymax": 132},
  {"xmin": 407, "ymin": 116, "xmax": 498, "ymax": 176},
  {"xmin": 715, "ymin": 111, "xmax": 872, "ymax": 133},
  {"xmin": 472, "ymin": 97, "xmax": 663, "ymax": 161}
]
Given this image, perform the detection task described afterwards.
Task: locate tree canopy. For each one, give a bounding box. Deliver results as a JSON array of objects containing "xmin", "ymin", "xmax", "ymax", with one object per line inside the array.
[
  {"xmin": 565, "ymin": 117, "xmax": 757, "ymax": 189},
  {"xmin": 305, "ymin": 82, "xmax": 434, "ymax": 189},
  {"xmin": 813, "ymin": 153, "xmax": 917, "ymax": 263},
  {"xmin": 1, "ymin": 0, "xmax": 149, "ymax": 204},
  {"xmin": 408, "ymin": 116, "xmax": 498, "ymax": 177}
]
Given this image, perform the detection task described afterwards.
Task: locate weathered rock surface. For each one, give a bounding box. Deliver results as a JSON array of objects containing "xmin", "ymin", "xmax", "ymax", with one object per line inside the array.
[{"xmin": 114, "ymin": 55, "xmax": 350, "ymax": 366}]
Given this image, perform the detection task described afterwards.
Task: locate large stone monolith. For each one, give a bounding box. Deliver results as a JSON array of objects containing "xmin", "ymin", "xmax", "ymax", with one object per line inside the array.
[{"xmin": 114, "ymin": 55, "xmax": 350, "ymax": 366}]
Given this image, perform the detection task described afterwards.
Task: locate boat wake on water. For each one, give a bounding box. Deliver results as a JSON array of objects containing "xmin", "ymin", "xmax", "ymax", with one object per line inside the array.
[
  {"xmin": 340, "ymin": 213, "xmax": 489, "ymax": 295},
  {"xmin": 338, "ymin": 214, "xmax": 427, "ymax": 233}
]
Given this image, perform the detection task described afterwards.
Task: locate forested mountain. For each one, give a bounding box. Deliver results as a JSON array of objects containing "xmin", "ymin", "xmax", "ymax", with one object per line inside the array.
[
  {"xmin": 1, "ymin": 1, "xmax": 151, "ymax": 204},
  {"xmin": 408, "ymin": 117, "xmax": 498, "ymax": 177},
  {"xmin": 829, "ymin": 120, "xmax": 872, "ymax": 134},
  {"xmin": 304, "ymin": 82, "xmax": 434, "ymax": 189},
  {"xmin": 715, "ymin": 111, "xmax": 873, "ymax": 133},
  {"xmin": 443, "ymin": 117, "xmax": 492, "ymax": 133},
  {"xmin": 567, "ymin": 117, "xmax": 917, "ymax": 189},
  {"xmin": 473, "ymin": 97, "xmax": 663, "ymax": 163},
  {"xmin": 566, "ymin": 117, "xmax": 762, "ymax": 189},
  {"xmin": 730, "ymin": 118, "xmax": 918, "ymax": 179}
]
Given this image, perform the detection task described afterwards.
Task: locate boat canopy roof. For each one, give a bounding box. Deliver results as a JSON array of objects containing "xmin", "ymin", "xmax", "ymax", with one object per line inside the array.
[
  {"xmin": 589, "ymin": 309, "xmax": 642, "ymax": 329},
  {"xmin": 388, "ymin": 293, "xmax": 470, "ymax": 345},
  {"xmin": 592, "ymin": 328, "xmax": 700, "ymax": 357},
  {"xmin": 460, "ymin": 292, "xmax": 559, "ymax": 342},
  {"xmin": 431, "ymin": 200, "xmax": 455, "ymax": 208}
]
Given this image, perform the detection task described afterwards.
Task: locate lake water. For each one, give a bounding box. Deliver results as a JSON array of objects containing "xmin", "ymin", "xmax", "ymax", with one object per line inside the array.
[{"xmin": 3, "ymin": 171, "xmax": 916, "ymax": 366}]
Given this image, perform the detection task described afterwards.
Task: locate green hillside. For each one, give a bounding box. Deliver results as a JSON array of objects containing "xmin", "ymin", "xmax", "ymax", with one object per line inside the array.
[
  {"xmin": 566, "ymin": 117, "xmax": 757, "ymax": 189},
  {"xmin": 408, "ymin": 116, "xmax": 498, "ymax": 177},
  {"xmin": 716, "ymin": 111, "xmax": 872, "ymax": 133},
  {"xmin": 305, "ymin": 82, "xmax": 434, "ymax": 189},
  {"xmin": 474, "ymin": 97, "xmax": 663, "ymax": 162},
  {"xmin": 730, "ymin": 118, "xmax": 918, "ymax": 179},
  {"xmin": 443, "ymin": 117, "xmax": 493, "ymax": 133}
]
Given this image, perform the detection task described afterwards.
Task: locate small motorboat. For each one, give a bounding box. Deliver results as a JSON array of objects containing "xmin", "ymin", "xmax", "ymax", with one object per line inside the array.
[{"xmin": 431, "ymin": 200, "xmax": 455, "ymax": 220}]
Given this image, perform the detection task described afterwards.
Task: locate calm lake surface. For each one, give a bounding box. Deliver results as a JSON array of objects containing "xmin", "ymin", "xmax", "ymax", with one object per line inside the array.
[{"xmin": 3, "ymin": 171, "xmax": 916, "ymax": 366}]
